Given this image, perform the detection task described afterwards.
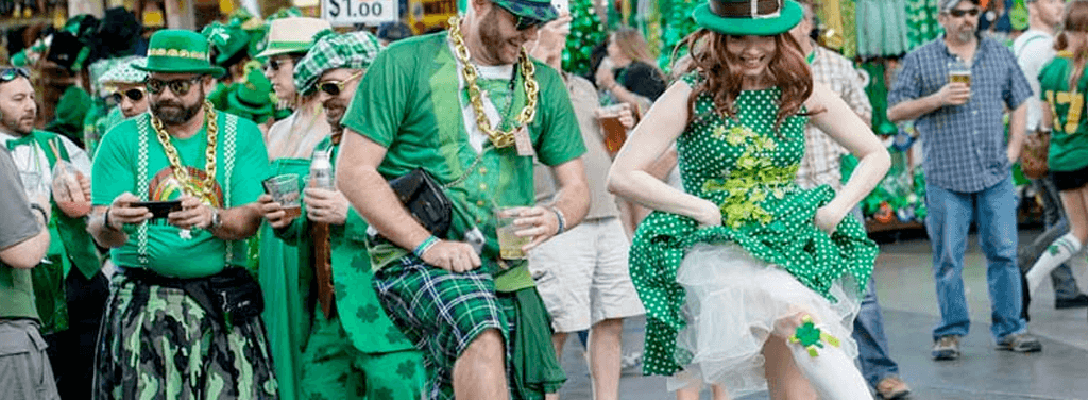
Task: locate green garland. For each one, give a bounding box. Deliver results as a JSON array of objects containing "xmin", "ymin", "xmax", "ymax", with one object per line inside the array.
[
  {"xmin": 563, "ymin": 0, "xmax": 609, "ymax": 76},
  {"xmin": 655, "ymin": 0, "xmax": 700, "ymax": 75}
]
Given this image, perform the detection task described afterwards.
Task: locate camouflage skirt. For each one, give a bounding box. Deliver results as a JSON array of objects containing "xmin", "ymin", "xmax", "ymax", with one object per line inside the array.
[{"xmin": 91, "ymin": 275, "xmax": 278, "ymax": 400}]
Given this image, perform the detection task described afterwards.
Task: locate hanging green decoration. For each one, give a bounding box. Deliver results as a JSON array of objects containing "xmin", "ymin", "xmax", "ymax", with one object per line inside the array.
[
  {"xmin": 563, "ymin": 0, "xmax": 609, "ymax": 76},
  {"xmin": 655, "ymin": 0, "xmax": 700, "ymax": 75}
]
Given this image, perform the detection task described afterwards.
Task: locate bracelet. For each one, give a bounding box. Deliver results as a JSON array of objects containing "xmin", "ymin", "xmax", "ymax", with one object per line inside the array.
[
  {"xmin": 413, "ymin": 235, "xmax": 440, "ymax": 258},
  {"xmin": 551, "ymin": 207, "xmax": 566, "ymax": 235},
  {"xmin": 103, "ymin": 208, "xmax": 120, "ymax": 232},
  {"xmin": 29, "ymin": 203, "xmax": 48, "ymax": 223}
]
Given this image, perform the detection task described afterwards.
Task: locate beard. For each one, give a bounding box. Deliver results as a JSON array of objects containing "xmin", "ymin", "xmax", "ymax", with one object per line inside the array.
[
  {"xmin": 151, "ymin": 88, "xmax": 205, "ymax": 126},
  {"xmin": 0, "ymin": 111, "xmax": 34, "ymax": 135},
  {"xmin": 323, "ymin": 98, "xmax": 347, "ymax": 130},
  {"xmin": 478, "ymin": 12, "xmax": 520, "ymax": 65}
]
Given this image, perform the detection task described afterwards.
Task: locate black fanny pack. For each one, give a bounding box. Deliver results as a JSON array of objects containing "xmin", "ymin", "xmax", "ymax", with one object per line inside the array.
[
  {"xmin": 123, "ymin": 267, "xmax": 264, "ymax": 326},
  {"xmin": 388, "ymin": 168, "xmax": 452, "ymax": 238}
]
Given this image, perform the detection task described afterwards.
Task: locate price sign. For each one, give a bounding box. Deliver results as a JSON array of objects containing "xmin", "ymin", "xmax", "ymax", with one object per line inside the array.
[{"xmin": 323, "ymin": 0, "xmax": 398, "ymax": 26}]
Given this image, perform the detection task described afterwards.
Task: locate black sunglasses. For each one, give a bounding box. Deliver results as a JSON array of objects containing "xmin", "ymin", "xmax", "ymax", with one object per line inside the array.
[
  {"xmin": 107, "ymin": 88, "xmax": 146, "ymax": 105},
  {"xmin": 514, "ymin": 14, "xmax": 545, "ymax": 31},
  {"xmin": 947, "ymin": 8, "xmax": 980, "ymax": 17},
  {"xmin": 316, "ymin": 71, "xmax": 363, "ymax": 97},
  {"xmin": 0, "ymin": 67, "xmax": 30, "ymax": 82},
  {"xmin": 146, "ymin": 76, "xmax": 204, "ymax": 96},
  {"xmin": 266, "ymin": 58, "xmax": 290, "ymax": 71}
]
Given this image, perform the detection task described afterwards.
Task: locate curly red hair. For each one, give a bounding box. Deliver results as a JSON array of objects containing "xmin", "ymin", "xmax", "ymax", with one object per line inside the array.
[{"xmin": 681, "ymin": 29, "xmax": 814, "ymax": 132}]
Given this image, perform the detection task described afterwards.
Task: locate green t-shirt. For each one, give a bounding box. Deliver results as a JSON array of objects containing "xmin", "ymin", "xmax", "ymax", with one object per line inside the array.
[
  {"xmin": 91, "ymin": 112, "xmax": 271, "ymax": 278},
  {"xmin": 1038, "ymin": 56, "xmax": 1088, "ymax": 171},
  {"xmin": 341, "ymin": 32, "xmax": 585, "ymax": 275}
]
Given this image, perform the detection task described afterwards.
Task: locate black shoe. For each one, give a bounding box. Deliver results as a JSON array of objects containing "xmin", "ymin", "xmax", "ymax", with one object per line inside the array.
[{"xmin": 1055, "ymin": 294, "xmax": 1088, "ymax": 309}]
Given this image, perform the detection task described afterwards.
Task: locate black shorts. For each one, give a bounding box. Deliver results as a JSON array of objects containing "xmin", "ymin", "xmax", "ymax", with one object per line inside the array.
[{"xmin": 1050, "ymin": 163, "xmax": 1088, "ymax": 191}]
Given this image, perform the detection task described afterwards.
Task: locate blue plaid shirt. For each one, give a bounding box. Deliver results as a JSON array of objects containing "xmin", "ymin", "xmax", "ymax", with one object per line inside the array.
[{"xmin": 888, "ymin": 35, "xmax": 1032, "ymax": 193}]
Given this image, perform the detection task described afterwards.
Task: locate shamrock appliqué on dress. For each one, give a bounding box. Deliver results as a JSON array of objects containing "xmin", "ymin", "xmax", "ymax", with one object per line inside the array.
[
  {"xmin": 701, "ymin": 123, "xmax": 797, "ymax": 229},
  {"xmin": 788, "ymin": 315, "xmax": 841, "ymax": 357}
]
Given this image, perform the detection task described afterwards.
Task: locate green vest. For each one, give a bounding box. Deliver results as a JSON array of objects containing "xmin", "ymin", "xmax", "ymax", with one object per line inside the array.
[{"xmin": 30, "ymin": 130, "xmax": 103, "ymax": 334}]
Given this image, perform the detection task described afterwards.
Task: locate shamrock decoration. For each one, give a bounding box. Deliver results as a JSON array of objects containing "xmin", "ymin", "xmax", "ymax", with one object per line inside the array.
[{"xmin": 788, "ymin": 315, "xmax": 841, "ymax": 357}]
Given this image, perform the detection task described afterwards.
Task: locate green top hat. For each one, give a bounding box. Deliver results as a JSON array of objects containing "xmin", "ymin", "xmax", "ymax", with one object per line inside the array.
[
  {"xmin": 490, "ymin": 0, "xmax": 559, "ymax": 23},
  {"xmin": 693, "ymin": 0, "xmax": 803, "ymax": 36},
  {"xmin": 135, "ymin": 30, "xmax": 226, "ymax": 78}
]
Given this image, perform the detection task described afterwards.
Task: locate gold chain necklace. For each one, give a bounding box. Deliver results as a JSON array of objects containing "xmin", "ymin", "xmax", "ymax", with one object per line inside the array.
[
  {"xmin": 448, "ymin": 16, "xmax": 538, "ymax": 148},
  {"xmin": 151, "ymin": 101, "xmax": 219, "ymax": 200}
]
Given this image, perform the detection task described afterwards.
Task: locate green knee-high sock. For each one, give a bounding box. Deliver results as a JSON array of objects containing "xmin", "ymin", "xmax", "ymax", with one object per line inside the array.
[{"xmin": 1026, "ymin": 233, "xmax": 1084, "ymax": 295}]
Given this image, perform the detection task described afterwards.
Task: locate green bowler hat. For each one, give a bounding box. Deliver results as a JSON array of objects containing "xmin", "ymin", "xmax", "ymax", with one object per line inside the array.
[
  {"xmin": 135, "ymin": 30, "xmax": 227, "ymax": 78},
  {"xmin": 490, "ymin": 0, "xmax": 559, "ymax": 23},
  {"xmin": 693, "ymin": 0, "xmax": 803, "ymax": 36}
]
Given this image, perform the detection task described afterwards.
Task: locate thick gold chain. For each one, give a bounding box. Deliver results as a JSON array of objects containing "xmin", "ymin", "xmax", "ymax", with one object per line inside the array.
[
  {"xmin": 449, "ymin": 16, "xmax": 538, "ymax": 148},
  {"xmin": 151, "ymin": 101, "xmax": 219, "ymax": 199}
]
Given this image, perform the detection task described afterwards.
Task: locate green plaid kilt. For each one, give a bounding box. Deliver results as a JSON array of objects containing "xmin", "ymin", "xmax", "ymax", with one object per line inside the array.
[
  {"xmin": 374, "ymin": 257, "xmax": 565, "ymax": 400},
  {"xmin": 91, "ymin": 275, "xmax": 278, "ymax": 400}
]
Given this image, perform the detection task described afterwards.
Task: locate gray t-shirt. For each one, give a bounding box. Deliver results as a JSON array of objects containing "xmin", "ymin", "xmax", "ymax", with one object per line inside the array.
[{"xmin": 0, "ymin": 147, "xmax": 43, "ymax": 320}]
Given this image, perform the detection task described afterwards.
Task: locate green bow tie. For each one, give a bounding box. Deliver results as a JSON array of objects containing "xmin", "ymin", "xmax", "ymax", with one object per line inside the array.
[{"xmin": 5, "ymin": 135, "xmax": 33, "ymax": 150}]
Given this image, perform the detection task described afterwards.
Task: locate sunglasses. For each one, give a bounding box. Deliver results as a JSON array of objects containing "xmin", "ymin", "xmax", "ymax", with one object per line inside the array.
[
  {"xmin": 107, "ymin": 88, "xmax": 146, "ymax": 105},
  {"xmin": 514, "ymin": 14, "xmax": 545, "ymax": 31},
  {"xmin": 947, "ymin": 8, "xmax": 980, "ymax": 17},
  {"xmin": 146, "ymin": 76, "xmax": 205, "ymax": 96},
  {"xmin": 0, "ymin": 67, "xmax": 30, "ymax": 82},
  {"xmin": 316, "ymin": 71, "xmax": 363, "ymax": 97},
  {"xmin": 266, "ymin": 58, "xmax": 292, "ymax": 72}
]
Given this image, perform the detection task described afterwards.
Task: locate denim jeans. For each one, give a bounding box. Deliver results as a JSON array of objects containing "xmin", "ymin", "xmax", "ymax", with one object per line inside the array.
[
  {"xmin": 852, "ymin": 278, "xmax": 901, "ymax": 388},
  {"xmin": 925, "ymin": 177, "xmax": 1026, "ymax": 341}
]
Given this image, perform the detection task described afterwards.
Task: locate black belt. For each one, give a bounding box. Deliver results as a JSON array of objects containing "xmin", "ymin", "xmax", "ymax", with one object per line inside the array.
[{"xmin": 122, "ymin": 267, "xmax": 265, "ymax": 326}]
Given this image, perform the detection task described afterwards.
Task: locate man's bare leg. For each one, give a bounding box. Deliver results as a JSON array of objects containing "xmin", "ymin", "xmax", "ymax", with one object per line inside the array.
[
  {"xmin": 545, "ymin": 332, "xmax": 569, "ymax": 400},
  {"xmin": 454, "ymin": 329, "xmax": 509, "ymax": 400},
  {"xmin": 590, "ymin": 318, "xmax": 625, "ymax": 400}
]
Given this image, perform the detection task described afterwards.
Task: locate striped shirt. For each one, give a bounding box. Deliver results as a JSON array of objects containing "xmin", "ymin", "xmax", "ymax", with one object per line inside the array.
[
  {"xmin": 796, "ymin": 45, "xmax": 873, "ymax": 191},
  {"xmin": 888, "ymin": 35, "xmax": 1032, "ymax": 193}
]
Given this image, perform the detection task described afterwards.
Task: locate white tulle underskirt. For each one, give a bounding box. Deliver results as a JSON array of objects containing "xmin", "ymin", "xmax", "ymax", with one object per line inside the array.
[{"xmin": 667, "ymin": 244, "xmax": 862, "ymax": 398}]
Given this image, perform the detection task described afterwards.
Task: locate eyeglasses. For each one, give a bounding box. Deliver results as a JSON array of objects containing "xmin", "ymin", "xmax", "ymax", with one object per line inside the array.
[
  {"xmin": 146, "ymin": 76, "xmax": 204, "ymax": 96},
  {"xmin": 316, "ymin": 71, "xmax": 363, "ymax": 97},
  {"xmin": 0, "ymin": 68, "xmax": 30, "ymax": 82},
  {"xmin": 106, "ymin": 88, "xmax": 145, "ymax": 105},
  {"xmin": 947, "ymin": 8, "xmax": 980, "ymax": 17}
]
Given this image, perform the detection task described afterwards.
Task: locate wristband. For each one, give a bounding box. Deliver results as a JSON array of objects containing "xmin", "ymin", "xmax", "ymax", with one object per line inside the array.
[
  {"xmin": 103, "ymin": 208, "xmax": 120, "ymax": 231},
  {"xmin": 414, "ymin": 235, "xmax": 440, "ymax": 258},
  {"xmin": 551, "ymin": 207, "xmax": 566, "ymax": 235},
  {"xmin": 30, "ymin": 203, "xmax": 48, "ymax": 223}
]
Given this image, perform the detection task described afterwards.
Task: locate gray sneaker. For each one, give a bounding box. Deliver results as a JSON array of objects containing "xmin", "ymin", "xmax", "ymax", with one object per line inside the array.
[
  {"xmin": 998, "ymin": 332, "xmax": 1042, "ymax": 352},
  {"xmin": 932, "ymin": 335, "xmax": 960, "ymax": 361}
]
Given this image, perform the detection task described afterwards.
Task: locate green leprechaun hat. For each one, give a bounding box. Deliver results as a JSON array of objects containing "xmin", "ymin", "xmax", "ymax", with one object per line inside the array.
[
  {"xmin": 489, "ymin": 0, "xmax": 559, "ymax": 24},
  {"xmin": 693, "ymin": 0, "xmax": 803, "ymax": 36},
  {"xmin": 225, "ymin": 63, "xmax": 275, "ymax": 122},
  {"xmin": 135, "ymin": 30, "xmax": 226, "ymax": 78}
]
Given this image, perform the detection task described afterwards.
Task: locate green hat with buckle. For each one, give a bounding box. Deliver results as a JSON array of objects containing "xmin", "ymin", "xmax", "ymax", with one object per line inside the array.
[
  {"xmin": 135, "ymin": 30, "xmax": 226, "ymax": 78},
  {"xmin": 693, "ymin": 0, "xmax": 803, "ymax": 36},
  {"xmin": 489, "ymin": 0, "xmax": 559, "ymax": 23}
]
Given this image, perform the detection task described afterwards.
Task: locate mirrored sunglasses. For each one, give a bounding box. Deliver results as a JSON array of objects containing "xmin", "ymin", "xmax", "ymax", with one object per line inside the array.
[
  {"xmin": 146, "ymin": 76, "xmax": 204, "ymax": 96},
  {"xmin": 0, "ymin": 67, "xmax": 30, "ymax": 82}
]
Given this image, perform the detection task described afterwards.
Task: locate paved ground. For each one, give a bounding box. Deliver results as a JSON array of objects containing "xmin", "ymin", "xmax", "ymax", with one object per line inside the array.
[{"xmin": 552, "ymin": 229, "xmax": 1088, "ymax": 399}]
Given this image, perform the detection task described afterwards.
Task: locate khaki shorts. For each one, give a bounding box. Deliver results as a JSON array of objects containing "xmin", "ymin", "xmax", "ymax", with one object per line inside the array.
[
  {"xmin": 529, "ymin": 217, "xmax": 646, "ymax": 333},
  {"xmin": 0, "ymin": 319, "xmax": 59, "ymax": 400}
]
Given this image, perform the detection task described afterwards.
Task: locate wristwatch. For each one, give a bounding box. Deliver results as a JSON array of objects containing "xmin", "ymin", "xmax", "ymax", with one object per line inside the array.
[{"xmin": 208, "ymin": 208, "xmax": 222, "ymax": 231}]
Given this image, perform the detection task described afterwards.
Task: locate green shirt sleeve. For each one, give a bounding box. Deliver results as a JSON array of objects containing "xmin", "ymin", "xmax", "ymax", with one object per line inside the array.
[
  {"xmin": 534, "ymin": 66, "xmax": 586, "ymax": 166},
  {"xmin": 228, "ymin": 117, "xmax": 272, "ymax": 206},
  {"xmin": 341, "ymin": 43, "xmax": 414, "ymax": 148},
  {"xmin": 90, "ymin": 120, "xmax": 137, "ymax": 206}
]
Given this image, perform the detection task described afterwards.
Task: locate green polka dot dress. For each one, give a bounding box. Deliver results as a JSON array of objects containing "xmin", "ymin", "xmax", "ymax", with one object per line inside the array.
[{"xmin": 629, "ymin": 73, "xmax": 878, "ymax": 378}]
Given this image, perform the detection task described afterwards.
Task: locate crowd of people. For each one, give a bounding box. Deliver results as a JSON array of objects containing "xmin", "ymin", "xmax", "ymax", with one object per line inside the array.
[{"xmin": 1, "ymin": 0, "xmax": 1086, "ymax": 399}]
